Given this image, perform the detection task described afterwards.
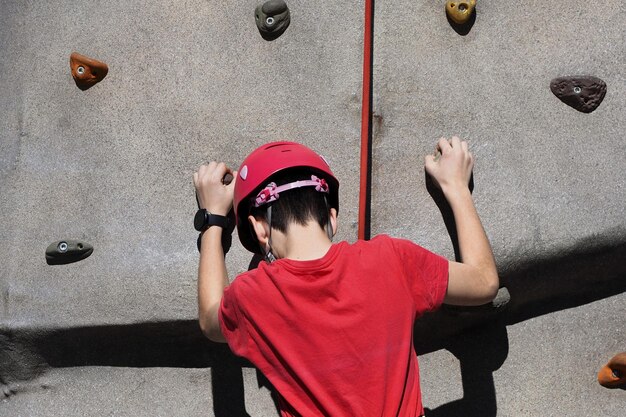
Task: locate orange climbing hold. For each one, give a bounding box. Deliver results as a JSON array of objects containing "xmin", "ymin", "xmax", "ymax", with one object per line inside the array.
[
  {"xmin": 69, "ymin": 52, "xmax": 108, "ymax": 90},
  {"xmin": 446, "ymin": 0, "xmax": 476, "ymax": 25},
  {"xmin": 597, "ymin": 352, "xmax": 626, "ymax": 388}
]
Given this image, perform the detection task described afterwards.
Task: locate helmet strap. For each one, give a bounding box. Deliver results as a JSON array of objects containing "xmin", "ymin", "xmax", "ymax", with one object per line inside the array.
[
  {"xmin": 264, "ymin": 205, "xmax": 277, "ymax": 263},
  {"xmin": 324, "ymin": 196, "xmax": 333, "ymax": 241}
]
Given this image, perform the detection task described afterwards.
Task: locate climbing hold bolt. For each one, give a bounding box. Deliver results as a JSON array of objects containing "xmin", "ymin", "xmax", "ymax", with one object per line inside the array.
[
  {"xmin": 446, "ymin": 0, "xmax": 476, "ymax": 25},
  {"xmin": 58, "ymin": 241, "xmax": 68, "ymax": 252},
  {"xmin": 69, "ymin": 52, "xmax": 109, "ymax": 91},
  {"xmin": 255, "ymin": 0, "xmax": 290, "ymax": 41},
  {"xmin": 550, "ymin": 75, "xmax": 607, "ymax": 113},
  {"xmin": 46, "ymin": 239, "xmax": 94, "ymax": 265},
  {"xmin": 598, "ymin": 352, "xmax": 626, "ymax": 388}
]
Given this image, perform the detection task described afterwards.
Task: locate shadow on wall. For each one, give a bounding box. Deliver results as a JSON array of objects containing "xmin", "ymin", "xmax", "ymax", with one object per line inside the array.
[
  {"xmin": 211, "ymin": 345, "xmax": 252, "ymax": 417},
  {"xmin": 412, "ymin": 235, "xmax": 626, "ymax": 355},
  {"xmin": 424, "ymin": 323, "xmax": 508, "ymax": 417}
]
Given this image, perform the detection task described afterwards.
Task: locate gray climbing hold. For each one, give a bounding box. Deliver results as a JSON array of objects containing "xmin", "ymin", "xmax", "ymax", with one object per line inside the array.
[
  {"xmin": 491, "ymin": 286, "xmax": 510, "ymax": 310},
  {"xmin": 550, "ymin": 76, "xmax": 607, "ymax": 113},
  {"xmin": 45, "ymin": 240, "xmax": 93, "ymax": 265},
  {"xmin": 255, "ymin": 0, "xmax": 290, "ymax": 41}
]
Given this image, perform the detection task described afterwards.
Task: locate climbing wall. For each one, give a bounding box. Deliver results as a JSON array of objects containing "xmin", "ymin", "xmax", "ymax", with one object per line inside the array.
[
  {"xmin": 0, "ymin": 0, "xmax": 362, "ymax": 414},
  {"xmin": 1, "ymin": 0, "xmax": 625, "ymax": 416},
  {"xmin": 371, "ymin": 0, "xmax": 626, "ymax": 415}
]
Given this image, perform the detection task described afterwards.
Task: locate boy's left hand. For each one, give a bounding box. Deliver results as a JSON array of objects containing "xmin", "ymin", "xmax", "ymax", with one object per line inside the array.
[{"xmin": 193, "ymin": 162, "xmax": 237, "ymax": 216}]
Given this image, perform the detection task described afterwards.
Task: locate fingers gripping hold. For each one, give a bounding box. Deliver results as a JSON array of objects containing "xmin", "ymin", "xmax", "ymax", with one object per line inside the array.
[
  {"xmin": 194, "ymin": 161, "xmax": 236, "ymax": 215},
  {"xmin": 425, "ymin": 136, "xmax": 474, "ymax": 193},
  {"xmin": 437, "ymin": 137, "xmax": 451, "ymax": 155}
]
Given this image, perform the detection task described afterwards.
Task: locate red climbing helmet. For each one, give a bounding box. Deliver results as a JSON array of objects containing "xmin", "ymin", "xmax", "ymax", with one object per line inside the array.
[{"xmin": 234, "ymin": 141, "xmax": 339, "ymax": 253}]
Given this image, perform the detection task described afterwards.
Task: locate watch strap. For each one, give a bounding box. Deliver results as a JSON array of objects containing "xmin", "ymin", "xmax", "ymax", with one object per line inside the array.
[
  {"xmin": 194, "ymin": 209, "xmax": 229, "ymax": 231},
  {"xmin": 205, "ymin": 212, "xmax": 229, "ymax": 229}
]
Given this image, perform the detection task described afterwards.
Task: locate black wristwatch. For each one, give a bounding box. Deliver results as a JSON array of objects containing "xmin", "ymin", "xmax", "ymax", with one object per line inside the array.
[{"xmin": 194, "ymin": 209, "xmax": 229, "ymax": 232}]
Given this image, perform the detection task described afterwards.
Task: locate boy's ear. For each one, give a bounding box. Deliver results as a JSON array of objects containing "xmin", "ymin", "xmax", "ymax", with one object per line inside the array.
[
  {"xmin": 248, "ymin": 215, "xmax": 270, "ymax": 245},
  {"xmin": 329, "ymin": 208, "xmax": 338, "ymax": 237}
]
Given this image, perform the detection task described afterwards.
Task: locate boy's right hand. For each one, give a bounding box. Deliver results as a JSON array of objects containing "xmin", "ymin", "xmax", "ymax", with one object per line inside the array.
[
  {"xmin": 193, "ymin": 162, "xmax": 237, "ymax": 217},
  {"xmin": 424, "ymin": 136, "xmax": 474, "ymax": 196}
]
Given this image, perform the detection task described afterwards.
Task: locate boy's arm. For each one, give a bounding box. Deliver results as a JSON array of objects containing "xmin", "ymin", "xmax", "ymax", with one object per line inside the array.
[
  {"xmin": 193, "ymin": 162, "xmax": 237, "ymax": 342},
  {"xmin": 425, "ymin": 137, "xmax": 499, "ymax": 306}
]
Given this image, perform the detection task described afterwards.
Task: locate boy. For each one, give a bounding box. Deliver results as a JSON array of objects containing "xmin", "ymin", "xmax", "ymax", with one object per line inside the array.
[{"xmin": 193, "ymin": 137, "xmax": 499, "ymax": 416}]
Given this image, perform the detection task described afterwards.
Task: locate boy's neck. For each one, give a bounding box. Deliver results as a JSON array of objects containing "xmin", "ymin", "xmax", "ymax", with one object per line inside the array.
[{"xmin": 271, "ymin": 221, "xmax": 333, "ymax": 261}]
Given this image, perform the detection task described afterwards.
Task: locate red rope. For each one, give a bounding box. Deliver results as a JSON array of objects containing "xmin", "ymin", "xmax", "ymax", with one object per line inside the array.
[{"xmin": 358, "ymin": 0, "xmax": 374, "ymax": 240}]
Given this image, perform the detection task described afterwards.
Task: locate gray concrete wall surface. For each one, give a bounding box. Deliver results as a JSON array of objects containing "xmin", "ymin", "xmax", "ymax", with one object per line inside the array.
[
  {"xmin": 371, "ymin": 0, "xmax": 626, "ymax": 415},
  {"xmin": 1, "ymin": 0, "xmax": 625, "ymax": 416}
]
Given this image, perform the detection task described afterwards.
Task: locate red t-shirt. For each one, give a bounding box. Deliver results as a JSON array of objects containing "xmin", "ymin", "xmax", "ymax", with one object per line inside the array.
[{"xmin": 219, "ymin": 234, "xmax": 449, "ymax": 416}]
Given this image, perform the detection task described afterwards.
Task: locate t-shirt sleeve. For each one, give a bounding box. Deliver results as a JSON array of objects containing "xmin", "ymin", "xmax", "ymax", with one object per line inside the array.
[
  {"xmin": 390, "ymin": 237, "xmax": 449, "ymax": 313},
  {"xmin": 218, "ymin": 283, "xmax": 248, "ymax": 357}
]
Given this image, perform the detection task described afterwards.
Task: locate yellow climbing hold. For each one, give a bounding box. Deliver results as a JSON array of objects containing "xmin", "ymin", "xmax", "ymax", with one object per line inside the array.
[{"xmin": 446, "ymin": 0, "xmax": 476, "ymax": 25}]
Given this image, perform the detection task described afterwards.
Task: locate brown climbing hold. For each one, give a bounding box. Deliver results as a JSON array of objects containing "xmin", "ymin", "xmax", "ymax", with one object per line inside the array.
[
  {"xmin": 222, "ymin": 173, "xmax": 234, "ymax": 185},
  {"xmin": 446, "ymin": 0, "xmax": 476, "ymax": 25},
  {"xmin": 70, "ymin": 52, "xmax": 108, "ymax": 90},
  {"xmin": 598, "ymin": 352, "xmax": 626, "ymax": 388},
  {"xmin": 550, "ymin": 76, "xmax": 607, "ymax": 113}
]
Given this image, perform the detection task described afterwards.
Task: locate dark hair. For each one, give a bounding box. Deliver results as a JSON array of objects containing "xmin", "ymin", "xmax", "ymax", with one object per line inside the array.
[{"xmin": 249, "ymin": 169, "xmax": 331, "ymax": 234}]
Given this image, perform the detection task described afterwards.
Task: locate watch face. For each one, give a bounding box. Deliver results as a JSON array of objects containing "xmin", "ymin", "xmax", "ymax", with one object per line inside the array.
[{"xmin": 194, "ymin": 209, "xmax": 206, "ymax": 231}]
